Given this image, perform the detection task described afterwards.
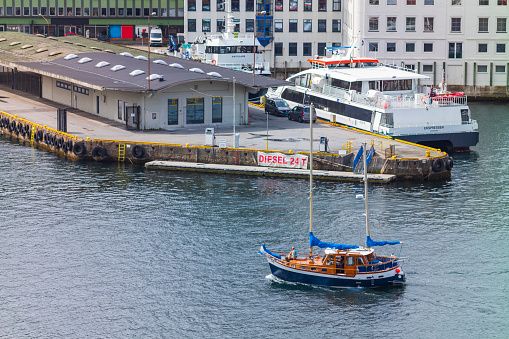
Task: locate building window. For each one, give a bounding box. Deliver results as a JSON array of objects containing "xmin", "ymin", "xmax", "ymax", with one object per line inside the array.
[
  {"xmin": 318, "ymin": 0, "xmax": 327, "ymax": 11},
  {"xmin": 49, "ymin": 7, "xmax": 55, "ymax": 15},
  {"xmin": 75, "ymin": 8, "xmax": 81, "ymax": 16},
  {"xmin": 186, "ymin": 98, "xmax": 204, "ymax": 124},
  {"xmin": 289, "ymin": 42, "xmax": 297, "ymax": 56},
  {"xmin": 406, "ymin": 17, "xmax": 416, "ymax": 32},
  {"xmin": 188, "ymin": 0, "xmax": 196, "ymax": 11},
  {"xmin": 246, "ymin": 0, "xmax": 255, "ymax": 11},
  {"xmin": 479, "ymin": 18, "xmax": 489, "ymax": 32},
  {"xmin": 188, "ymin": 19, "xmax": 196, "ymax": 32},
  {"xmin": 275, "ymin": 0, "xmax": 283, "ymax": 11},
  {"xmin": 496, "ymin": 43, "xmax": 506, "ymax": 53},
  {"xmin": 449, "ymin": 42, "xmax": 462, "ymax": 58},
  {"xmin": 497, "ymin": 18, "xmax": 507, "ymax": 32},
  {"xmin": 203, "ymin": 0, "xmax": 211, "ymax": 11},
  {"xmin": 407, "ymin": 0, "xmax": 416, "ymax": 4},
  {"xmin": 275, "ymin": 42, "xmax": 283, "ymax": 56},
  {"xmin": 477, "ymin": 65, "xmax": 488, "ymax": 73},
  {"xmin": 217, "ymin": 0, "xmax": 225, "ymax": 11},
  {"xmin": 102, "ymin": 8, "xmax": 107, "ymax": 16},
  {"xmin": 275, "ymin": 19, "xmax": 283, "ymax": 32},
  {"xmin": 303, "ymin": 20, "xmax": 312, "ymax": 32},
  {"xmin": 425, "ymin": 0, "xmax": 434, "ymax": 3},
  {"xmin": 232, "ymin": 0, "xmax": 240, "ymax": 10},
  {"xmin": 406, "ymin": 42, "xmax": 415, "ymax": 52},
  {"xmin": 318, "ymin": 43, "xmax": 326, "ymax": 56},
  {"xmin": 168, "ymin": 99, "xmax": 178, "ymax": 125},
  {"xmin": 451, "ymin": 18, "xmax": 461, "ymax": 32},
  {"xmin": 23, "ymin": 7, "xmax": 29, "ymax": 15},
  {"xmin": 202, "ymin": 19, "xmax": 211, "ymax": 32},
  {"xmin": 246, "ymin": 19, "xmax": 254, "ymax": 32},
  {"xmin": 387, "ymin": 17, "xmax": 397, "ymax": 31},
  {"xmin": 303, "ymin": 42, "xmax": 312, "ymax": 56},
  {"xmin": 369, "ymin": 17, "xmax": 379, "ymax": 31},
  {"xmin": 423, "ymin": 43, "xmax": 433, "ymax": 52},
  {"xmin": 495, "ymin": 65, "xmax": 506, "ymax": 73},
  {"xmin": 318, "ymin": 20, "xmax": 326, "ymax": 32},
  {"xmin": 217, "ymin": 19, "xmax": 225, "ymax": 32},
  {"xmin": 452, "ymin": 0, "xmax": 461, "ymax": 4},
  {"xmin": 289, "ymin": 19, "xmax": 298, "ymax": 32},
  {"xmin": 40, "ymin": 7, "xmax": 47, "ymax": 16},
  {"xmin": 59, "ymin": 7, "xmax": 65, "ymax": 16},
  {"xmin": 498, "ymin": 0, "xmax": 507, "ymax": 4},
  {"xmin": 290, "ymin": 0, "xmax": 298, "ymax": 11},
  {"xmin": 212, "ymin": 97, "xmax": 222, "ymax": 123},
  {"xmin": 370, "ymin": 0, "xmax": 379, "ymax": 4},
  {"xmin": 160, "ymin": 8, "xmax": 167, "ymax": 16},
  {"xmin": 387, "ymin": 42, "xmax": 396, "ymax": 52},
  {"xmin": 304, "ymin": 0, "xmax": 312, "ymax": 11},
  {"xmin": 369, "ymin": 42, "xmax": 378, "ymax": 52},
  {"xmin": 423, "ymin": 65, "xmax": 433, "ymax": 72},
  {"xmin": 333, "ymin": 0, "xmax": 341, "ymax": 11},
  {"xmin": 135, "ymin": 8, "xmax": 140, "ymax": 16},
  {"xmin": 479, "ymin": 0, "xmax": 489, "ymax": 4},
  {"xmin": 0, "ymin": 7, "xmax": 4, "ymax": 15},
  {"xmin": 424, "ymin": 17, "xmax": 434, "ymax": 32},
  {"xmin": 388, "ymin": 0, "xmax": 397, "ymax": 4},
  {"xmin": 478, "ymin": 43, "xmax": 488, "ymax": 52},
  {"xmin": 332, "ymin": 19, "xmax": 341, "ymax": 32},
  {"xmin": 109, "ymin": 8, "xmax": 116, "ymax": 16}
]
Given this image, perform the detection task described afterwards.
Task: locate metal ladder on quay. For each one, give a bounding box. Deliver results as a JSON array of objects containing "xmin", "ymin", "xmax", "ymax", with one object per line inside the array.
[{"xmin": 118, "ymin": 143, "xmax": 126, "ymax": 162}]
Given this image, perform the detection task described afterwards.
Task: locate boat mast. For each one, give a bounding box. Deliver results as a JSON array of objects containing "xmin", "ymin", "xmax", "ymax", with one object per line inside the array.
[
  {"xmin": 363, "ymin": 142, "xmax": 370, "ymax": 242},
  {"xmin": 309, "ymin": 103, "xmax": 314, "ymax": 257}
]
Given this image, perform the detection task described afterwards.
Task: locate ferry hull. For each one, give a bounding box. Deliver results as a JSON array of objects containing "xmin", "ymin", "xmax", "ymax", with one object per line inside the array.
[
  {"xmin": 395, "ymin": 131, "xmax": 479, "ymax": 150},
  {"xmin": 267, "ymin": 259, "xmax": 406, "ymax": 288}
]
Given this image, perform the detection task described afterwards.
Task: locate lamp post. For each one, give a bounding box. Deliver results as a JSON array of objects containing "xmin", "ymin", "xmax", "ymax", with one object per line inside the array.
[
  {"xmin": 253, "ymin": 10, "xmax": 266, "ymax": 86},
  {"xmin": 38, "ymin": 13, "xmax": 49, "ymax": 36},
  {"xmin": 232, "ymin": 77, "xmax": 236, "ymax": 148},
  {"xmin": 147, "ymin": 12, "xmax": 155, "ymax": 90}
]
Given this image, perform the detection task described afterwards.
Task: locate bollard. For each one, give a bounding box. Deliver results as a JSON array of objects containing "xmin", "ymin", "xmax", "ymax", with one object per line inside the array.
[
  {"xmin": 426, "ymin": 150, "xmax": 430, "ymax": 157},
  {"xmin": 289, "ymin": 150, "xmax": 293, "ymax": 154}
]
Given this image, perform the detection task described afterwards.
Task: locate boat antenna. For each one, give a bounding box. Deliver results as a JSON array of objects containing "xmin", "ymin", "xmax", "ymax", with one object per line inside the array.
[
  {"xmin": 309, "ymin": 103, "xmax": 314, "ymax": 257},
  {"xmin": 363, "ymin": 142, "xmax": 371, "ymax": 244}
]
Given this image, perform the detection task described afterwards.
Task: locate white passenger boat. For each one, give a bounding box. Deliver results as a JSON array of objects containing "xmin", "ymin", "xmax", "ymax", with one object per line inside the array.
[
  {"xmin": 267, "ymin": 37, "xmax": 478, "ymax": 152},
  {"xmin": 189, "ymin": 3, "xmax": 270, "ymax": 76}
]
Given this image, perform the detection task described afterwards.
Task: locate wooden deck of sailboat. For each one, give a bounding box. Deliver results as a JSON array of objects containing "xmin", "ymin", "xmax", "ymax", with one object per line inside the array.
[{"xmin": 145, "ymin": 160, "xmax": 396, "ymax": 183}]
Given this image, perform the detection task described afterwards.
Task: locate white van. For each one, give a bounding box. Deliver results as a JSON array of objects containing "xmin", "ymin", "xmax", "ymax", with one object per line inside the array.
[{"xmin": 149, "ymin": 27, "xmax": 163, "ymax": 47}]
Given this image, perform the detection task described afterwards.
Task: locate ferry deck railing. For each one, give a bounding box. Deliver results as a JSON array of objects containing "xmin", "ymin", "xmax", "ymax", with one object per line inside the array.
[{"xmin": 320, "ymin": 84, "xmax": 468, "ymax": 110}]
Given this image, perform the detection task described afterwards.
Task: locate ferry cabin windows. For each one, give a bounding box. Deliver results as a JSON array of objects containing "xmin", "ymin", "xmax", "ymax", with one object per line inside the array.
[
  {"xmin": 186, "ymin": 98, "xmax": 204, "ymax": 124},
  {"xmin": 369, "ymin": 80, "xmax": 412, "ymax": 92},
  {"xmin": 380, "ymin": 113, "xmax": 394, "ymax": 128},
  {"xmin": 212, "ymin": 97, "xmax": 222, "ymax": 123},
  {"xmin": 449, "ymin": 42, "xmax": 463, "ymax": 58},
  {"xmin": 424, "ymin": 17, "xmax": 434, "ymax": 32},
  {"xmin": 478, "ymin": 43, "xmax": 488, "ymax": 53},
  {"xmin": 205, "ymin": 46, "xmax": 257, "ymax": 53},
  {"xmin": 168, "ymin": 99, "xmax": 179, "ymax": 125}
]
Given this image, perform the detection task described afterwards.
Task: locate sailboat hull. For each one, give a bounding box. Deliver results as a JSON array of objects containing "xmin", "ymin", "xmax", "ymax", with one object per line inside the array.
[{"xmin": 267, "ymin": 258, "xmax": 406, "ymax": 288}]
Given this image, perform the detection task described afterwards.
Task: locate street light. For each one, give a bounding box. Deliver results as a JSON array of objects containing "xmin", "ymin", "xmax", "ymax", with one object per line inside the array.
[
  {"xmin": 147, "ymin": 12, "xmax": 155, "ymax": 90},
  {"xmin": 253, "ymin": 10, "xmax": 266, "ymax": 86},
  {"xmin": 38, "ymin": 13, "xmax": 49, "ymax": 36}
]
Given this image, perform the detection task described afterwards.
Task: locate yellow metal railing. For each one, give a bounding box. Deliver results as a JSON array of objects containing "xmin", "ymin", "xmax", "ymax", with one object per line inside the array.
[
  {"xmin": 342, "ymin": 141, "xmax": 352, "ymax": 153},
  {"xmin": 371, "ymin": 139, "xmax": 393, "ymax": 153}
]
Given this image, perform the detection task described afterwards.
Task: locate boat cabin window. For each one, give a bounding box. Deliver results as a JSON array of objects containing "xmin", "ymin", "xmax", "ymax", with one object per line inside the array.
[
  {"xmin": 382, "ymin": 79, "xmax": 412, "ymax": 92},
  {"xmin": 346, "ymin": 256, "xmax": 355, "ymax": 266},
  {"xmin": 205, "ymin": 46, "xmax": 257, "ymax": 54},
  {"xmin": 330, "ymin": 79, "xmax": 362, "ymax": 92},
  {"xmin": 380, "ymin": 113, "xmax": 394, "ymax": 127},
  {"xmin": 324, "ymin": 255, "xmax": 334, "ymax": 265},
  {"xmin": 357, "ymin": 257, "xmax": 365, "ymax": 265}
]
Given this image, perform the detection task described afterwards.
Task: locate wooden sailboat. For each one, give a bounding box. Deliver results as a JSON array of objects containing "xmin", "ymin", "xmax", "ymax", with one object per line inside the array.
[{"xmin": 260, "ymin": 105, "xmax": 406, "ymax": 288}]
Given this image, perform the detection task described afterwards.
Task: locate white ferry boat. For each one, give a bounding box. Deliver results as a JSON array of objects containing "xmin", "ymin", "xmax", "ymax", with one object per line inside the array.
[
  {"xmin": 268, "ymin": 37, "xmax": 478, "ymax": 152},
  {"xmin": 188, "ymin": 4, "xmax": 270, "ymax": 76}
]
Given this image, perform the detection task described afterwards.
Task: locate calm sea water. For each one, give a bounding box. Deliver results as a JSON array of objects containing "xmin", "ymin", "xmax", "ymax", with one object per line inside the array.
[{"xmin": 0, "ymin": 102, "xmax": 508, "ymax": 338}]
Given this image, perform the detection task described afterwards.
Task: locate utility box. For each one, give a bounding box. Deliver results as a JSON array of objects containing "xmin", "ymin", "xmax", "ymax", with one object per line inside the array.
[
  {"xmin": 57, "ymin": 108, "xmax": 67, "ymax": 132},
  {"xmin": 319, "ymin": 136, "xmax": 328, "ymax": 152},
  {"xmin": 205, "ymin": 128, "xmax": 215, "ymax": 146},
  {"xmin": 234, "ymin": 133, "xmax": 240, "ymax": 148}
]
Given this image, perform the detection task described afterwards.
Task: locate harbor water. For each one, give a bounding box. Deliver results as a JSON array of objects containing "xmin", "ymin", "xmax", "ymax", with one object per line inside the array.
[{"xmin": 0, "ymin": 102, "xmax": 507, "ymax": 338}]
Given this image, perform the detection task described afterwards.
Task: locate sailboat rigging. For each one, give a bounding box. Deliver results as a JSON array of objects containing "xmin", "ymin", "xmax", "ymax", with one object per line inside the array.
[{"xmin": 260, "ymin": 105, "xmax": 406, "ymax": 287}]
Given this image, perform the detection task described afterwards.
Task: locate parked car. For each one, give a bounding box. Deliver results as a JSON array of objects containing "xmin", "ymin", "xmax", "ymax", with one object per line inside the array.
[
  {"xmin": 288, "ymin": 105, "xmax": 316, "ymax": 123},
  {"xmin": 265, "ymin": 98, "xmax": 290, "ymax": 116}
]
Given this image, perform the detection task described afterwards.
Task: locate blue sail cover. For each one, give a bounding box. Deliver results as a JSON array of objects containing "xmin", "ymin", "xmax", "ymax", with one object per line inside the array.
[
  {"xmin": 366, "ymin": 236, "xmax": 400, "ymax": 247},
  {"xmin": 261, "ymin": 244, "xmax": 281, "ymax": 259},
  {"xmin": 309, "ymin": 232, "xmax": 359, "ymax": 250}
]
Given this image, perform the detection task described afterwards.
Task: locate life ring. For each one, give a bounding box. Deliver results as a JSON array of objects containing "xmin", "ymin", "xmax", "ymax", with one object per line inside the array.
[
  {"xmin": 432, "ymin": 158, "xmax": 445, "ymax": 172},
  {"xmin": 73, "ymin": 142, "xmax": 87, "ymax": 156},
  {"xmin": 132, "ymin": 145, "xmax": 145, "ymax": 158},
  {"xmin": 211, "ymin": 59, "xmax": 216, "ymax": 65},
  {"xmin": 421, "ymin": 96, "xmax": 427, "ymax": 104},
  {"xmin": 91, "ymin": 146, "xmax": 108, "ymax": 158},
  {"xmin": 445, "ymin": 158, "xmax": 453, "ymax": 171}
]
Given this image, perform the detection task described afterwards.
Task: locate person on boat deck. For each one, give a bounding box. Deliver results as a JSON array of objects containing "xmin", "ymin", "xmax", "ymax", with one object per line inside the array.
[
  {"xmin": 288, "ymin": 247, "xmax": 297, "ymax": 260},
  {"xmin": 430, "ymin": 85, "xmax": 436, "ymax": 98}
]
